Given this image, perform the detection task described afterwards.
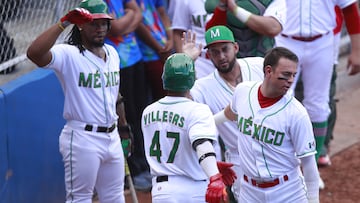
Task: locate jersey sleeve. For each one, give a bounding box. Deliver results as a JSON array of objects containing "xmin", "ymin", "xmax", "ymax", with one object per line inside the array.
[
  {"xmin": 336, "ymin": 0, "xmax": 357, "ymax": 9},
  {"xmin": 188, "ymin": 104, "xmax": 218, "ymax": 144},
  {"xmin": 291, "ymin": 110, "xmax": 317, "ymax": 158},
  {"xmin": 45, "ymin": 44, "xmax": 72, "ymax": 72},
  {"xmin": 264, "ymin": 0, "xmax": 287, "ymax": 28},
  {"xmin": 230, "ymin": 85, "xmax": 241, "ymax": 115},
  {"xmin": 190, "ymin": 81, "xmax": 207, "ymax": 103},
  {"xmin": 171, "ymin": 0, "xmax": 190, "ymax": 30}
]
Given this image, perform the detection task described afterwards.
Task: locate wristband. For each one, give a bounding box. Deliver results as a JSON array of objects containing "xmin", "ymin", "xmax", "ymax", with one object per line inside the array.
[
  {"xmin": 233, "ymin": 6, "xmax": 252, "ymax": 23},
  {"xmin": 198, "ymin": 152, "xmax": 216, "ymax": 163},
  {"xmin": 57, "ymin": 22, "xmax": 65, "ymax": 31},
  {"xmin": 213, "ymin": 110, "xmax": 229, "ymax": 125}
]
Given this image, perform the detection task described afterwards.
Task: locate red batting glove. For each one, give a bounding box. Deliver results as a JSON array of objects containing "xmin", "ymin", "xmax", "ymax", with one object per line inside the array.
[
  {"xmin": 206, "ymin": 173, "xmax": 228, "ymax": 203},
  {"xmin": 217, "ymin": 161, "xmax": 237, "ymax": 186},
  {"xmin": 61, "ymin": 8, "xmax": 93, "ymax": 25}
]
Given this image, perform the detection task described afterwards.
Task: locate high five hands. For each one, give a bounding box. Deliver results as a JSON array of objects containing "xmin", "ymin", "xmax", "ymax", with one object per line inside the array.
[{"xmin": 181, "ymin": 30, "xmax": 203, "ymax": 61}]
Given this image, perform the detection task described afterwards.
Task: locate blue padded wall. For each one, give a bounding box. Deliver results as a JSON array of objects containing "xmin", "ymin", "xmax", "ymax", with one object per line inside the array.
[{"xmin": 0, "ymin": 68, "xmax": 66, "ymax": 203}]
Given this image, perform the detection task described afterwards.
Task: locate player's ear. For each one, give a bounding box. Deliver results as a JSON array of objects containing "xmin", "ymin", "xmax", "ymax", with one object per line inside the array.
[
  {"xmin": 205, "ymin": 51, "xmax": 210, "ymax": 59},
  {"xmin": 233, "ymin": 42, "xmax": 239, "ymax": 53},
  {"xmin": 264, "ymin": 65, "xmax": 272, "ymax": 76}
]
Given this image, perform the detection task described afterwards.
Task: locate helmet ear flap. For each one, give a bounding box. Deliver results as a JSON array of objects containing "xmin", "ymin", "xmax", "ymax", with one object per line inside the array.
[{"xmin": 162, "ymin": 53, "xmax": 196, "ymax": 92}]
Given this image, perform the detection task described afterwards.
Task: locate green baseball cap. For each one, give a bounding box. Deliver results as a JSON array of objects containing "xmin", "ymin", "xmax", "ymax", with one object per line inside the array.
[{"xmin": 205, "ymin": 25, "xmax": 235, "ymax": 48}]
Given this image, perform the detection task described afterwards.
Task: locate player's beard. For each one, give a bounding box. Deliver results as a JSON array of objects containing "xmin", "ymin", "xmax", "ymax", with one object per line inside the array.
[
  {"xmin": 93, "ymin": 40, "xmax": 105, "ymax": 47},
  {"xmin": 215, "ymin": 57, "xmax": 237, "ymax": 74},
  {"xmin": 92, "ymin": 35, "xmax": 106, "ymax": 47}
]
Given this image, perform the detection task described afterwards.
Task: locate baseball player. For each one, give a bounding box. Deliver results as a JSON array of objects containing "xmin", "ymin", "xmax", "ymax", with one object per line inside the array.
[
  {"xmin": 171, "ymin": 0, "xmax": 217, "ymax": 79},
  {"xmin": 205, "ymin": 0, "xmax": 286, "ymax": 58},
  {"xmin": 275, "ymin": 0, "xmax": 360, "ymax": 188},
  {"xmin": 215, "ymin": 47, "xmax": 319, "ymax": 203},
  {"xmin": 141, "ymin": 53, "xmax": 236, "ymax": 203},
  {"xmin": 26, "ymin": 0, "xmax": 126, "ymax": 202},
  {"xmin": 183, "ymin": 26, "xmax": 264, "ymax": 201}
]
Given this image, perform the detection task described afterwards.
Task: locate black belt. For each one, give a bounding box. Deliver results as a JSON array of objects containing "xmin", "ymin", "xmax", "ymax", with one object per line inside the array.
[
  {"xmin": 155, "ymin": 175, "xmax": 206, "ymax": 183},
  {"xmin": 84, "ymin": 123, "xmax": 116, "ymax": 133},
  {"xmin": 281, "ymin": 33, "xmax": 327, "ymax": 42},
  {"xmin": 156, "ymin": 176, "xmax": 168, "ymax": 183}
]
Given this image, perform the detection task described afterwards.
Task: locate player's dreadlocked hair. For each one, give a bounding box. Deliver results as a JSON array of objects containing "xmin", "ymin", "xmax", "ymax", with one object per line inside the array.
[{"xmin": 66, "ymin": 26, "xmax": 86, "ymax": 54}]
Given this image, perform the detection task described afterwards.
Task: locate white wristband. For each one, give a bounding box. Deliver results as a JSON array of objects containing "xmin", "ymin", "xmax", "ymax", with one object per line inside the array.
[
  {"xmin": 214, "ymin": 110, "xmax": 229, "ymax": 125},
  {"xmin": 234, "ymin": 6, "xmax": 252, "ymax": 23},
  {"xmin": 306, "ymin": 180, "xmax": 319, "ymax": 203}
]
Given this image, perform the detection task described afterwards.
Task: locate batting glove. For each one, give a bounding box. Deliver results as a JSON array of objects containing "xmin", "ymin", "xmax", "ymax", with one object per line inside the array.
[
  {"xmin": 61, "ymin": 8, "xmax": 93, "ymax": 25},
  {"xmin": 217, "ymin": 161, "xmax": 237, "ymax": 186},
  {"xmin": 206, "ymin": 173, "xmax": 228, "ymax": 203}
]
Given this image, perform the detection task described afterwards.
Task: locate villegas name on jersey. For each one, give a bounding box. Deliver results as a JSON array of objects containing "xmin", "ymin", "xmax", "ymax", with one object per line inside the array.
[
  {"xmin": 238, "ymin": 116, "xmax": 285, "ymax": 146},
  {"xmin": 143, "ymin": 110, "xmax": 185, "ymax": 128}
]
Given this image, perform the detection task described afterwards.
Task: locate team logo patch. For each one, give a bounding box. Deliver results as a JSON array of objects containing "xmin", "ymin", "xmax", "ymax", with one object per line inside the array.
[{"xmin": 308, "ymin": 141, "xmax": 316, "ymax": 149}]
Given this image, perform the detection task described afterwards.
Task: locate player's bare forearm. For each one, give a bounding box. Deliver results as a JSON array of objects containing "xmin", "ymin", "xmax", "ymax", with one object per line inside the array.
[
  {"xmin": 347, "ymin": 33, "xmax": 360, "ymax": 75},
  {"xmin": 27, "ymin": 23, "xmax": 63, "ymax": 67},
  {"xmin": 245, "ymin": 15, "xmax": 282, "ymax": 37},
  {"xmin": 173, "ymin": 29, "xmax": 185, "ymax": 53},
  {"xmin": 224, "ymin": 105, "xmax": 237, "ymax": 121},
  {"xmin": 116, "ymin": 94, "xmax": 128, "ymax": 127},
  {"xmin": 227, "ymin": 0, "xmax": 282, "ymax": 37}
]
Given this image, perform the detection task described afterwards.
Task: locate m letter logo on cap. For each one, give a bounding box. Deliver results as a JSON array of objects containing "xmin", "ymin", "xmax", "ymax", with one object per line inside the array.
[{"xmin": 210, "ymin": 28, "xmax": 220, "ymax": 38}]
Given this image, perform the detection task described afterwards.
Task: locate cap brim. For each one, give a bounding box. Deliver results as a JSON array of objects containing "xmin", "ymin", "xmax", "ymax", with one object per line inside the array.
[
  {"xmin": 92, "ymin": 13, "xmax": 113, "ymax": 19},
  {"xmin": 204, "ymin": 40, "xmax": 234, "ymax": 49}
]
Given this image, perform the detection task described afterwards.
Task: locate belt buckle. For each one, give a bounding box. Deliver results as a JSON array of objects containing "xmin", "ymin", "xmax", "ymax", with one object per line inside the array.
[
  {"xmin": 106, "ymin": 123, "xmax": 115, "ymax": 133},
  {"xmin": 253, "ymin": 179, "xmax": 265, "ymax": 187}
]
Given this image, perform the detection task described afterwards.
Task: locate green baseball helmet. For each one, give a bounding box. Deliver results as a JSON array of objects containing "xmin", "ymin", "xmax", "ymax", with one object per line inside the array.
[
  {"xmin": 162, "ymin": 53, "xmax": 196, "ymax": 92},
  {"xmin": 79, "ymin": 0, "xmax": 112, "ymax": 19}
]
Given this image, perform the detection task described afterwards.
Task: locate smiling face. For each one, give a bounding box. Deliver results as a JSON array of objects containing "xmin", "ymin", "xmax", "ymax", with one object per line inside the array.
[{"xmin": 207, "ymin": 42, "xmax": 239, "ymax": 74}]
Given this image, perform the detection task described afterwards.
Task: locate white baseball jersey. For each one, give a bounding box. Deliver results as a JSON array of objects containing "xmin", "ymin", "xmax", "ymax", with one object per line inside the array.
[
  {"xmin": 47, "ymin": 43, "xmax": 125, "ymax": 203},
  {"xmin": 171, "ymin": 0, "xmax": 216, "ymax": 78},
  {"xmin": 281, "ymin": 0, "xmax": 355, "ymax": 37},
  {"xmin": 141, "ymin": 96, "xmax": 218, "ymax": 181},
  {"xmin": 230, "ymin": 81, "xmax": 316, "ymax": 178},
  {"xmin": 191, "ymin": 57, "xmax": 264, "ymax": 156},
  {"xmin": 191, "ymin": 57, "xmax": 264, "ymax": 200},
  {"xmin": 275, "ymin": 0, "xmax": 356, "ymax": 122},
  {"xmin": 47, "ymin": 44, "xmax": 120, "ymax": 125},
  {"xmin": 263, "ymin": 0, "xmax": 287, "ymax": 29}
]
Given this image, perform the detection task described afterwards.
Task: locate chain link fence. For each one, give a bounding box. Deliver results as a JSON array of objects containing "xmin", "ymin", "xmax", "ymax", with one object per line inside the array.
[{"xmin": 0, "ymin": 0, "xmax": 80, "ymax": 73}]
